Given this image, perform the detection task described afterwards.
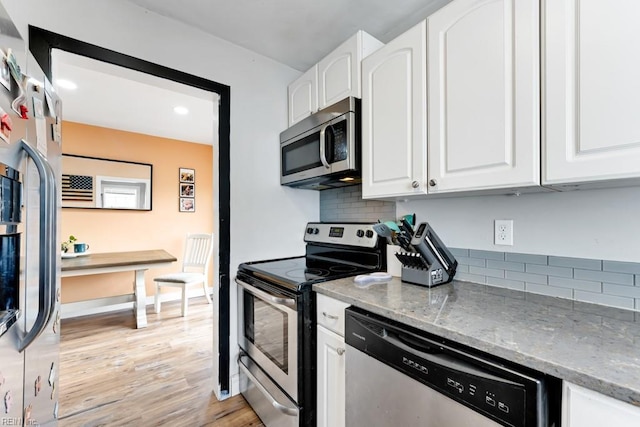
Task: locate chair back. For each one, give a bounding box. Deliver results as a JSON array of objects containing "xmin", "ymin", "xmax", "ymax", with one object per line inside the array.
[{"xmin": 182, "ymin": 233, "xmax": 214, "ymax": 275}]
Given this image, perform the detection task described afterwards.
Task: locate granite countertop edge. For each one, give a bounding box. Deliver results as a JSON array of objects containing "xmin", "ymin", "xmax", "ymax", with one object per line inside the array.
[{"xmin": 313, "ymin": 278, "xmax": 640, "ymax": 407}]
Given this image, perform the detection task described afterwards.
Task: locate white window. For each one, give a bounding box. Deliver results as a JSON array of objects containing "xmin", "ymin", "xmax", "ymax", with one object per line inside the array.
[{"xmin": 96, "ymin": 176, "xmax": 151, "ymax": 210}]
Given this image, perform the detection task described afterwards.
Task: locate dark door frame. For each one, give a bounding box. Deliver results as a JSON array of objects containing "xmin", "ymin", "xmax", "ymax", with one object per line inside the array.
[{"xmin": 29, "ymin": 26, "xmax": 232, "ymax": 395}]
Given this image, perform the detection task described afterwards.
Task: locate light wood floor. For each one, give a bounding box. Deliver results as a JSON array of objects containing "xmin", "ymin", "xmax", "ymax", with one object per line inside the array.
[{"xmin": 59, "ymin": 297, "xmax": 264, "ymax": 427}]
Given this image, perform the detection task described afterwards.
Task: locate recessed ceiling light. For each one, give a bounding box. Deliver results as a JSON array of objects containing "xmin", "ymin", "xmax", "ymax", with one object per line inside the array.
[
  {"xmin": 56, "ymin": 79, "xmax": 77, "ymax": 90},
  {"xmin": 173, "ymin": 106, "xmax": 189, "ymax": 115}
]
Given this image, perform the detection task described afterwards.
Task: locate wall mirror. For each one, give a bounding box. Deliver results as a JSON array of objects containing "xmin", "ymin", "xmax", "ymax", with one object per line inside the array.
[{"xmin": 61, "ymin": 154, "xmax": 152, "ymax": 210}]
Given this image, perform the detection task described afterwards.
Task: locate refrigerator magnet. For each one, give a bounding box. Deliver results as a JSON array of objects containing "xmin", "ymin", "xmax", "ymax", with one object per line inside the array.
[
  {"xmin": 24, "ymin": 403, "xmax": 32, "ymax": 424},
  {"xmin": 0, "ymin": 107, "xmax": 12, "ymax": 144},
  {"xmin": 0, "ymin": 56, "xmax": 9, "ymax": 91},
  {"xmin": 48, "ymin": 363, "xmax": 55, "ymax": 386},
  {"xmin": 4, "ymin": 390, "xmax": 12, "ymax": 414},
  {"xmin": 33, "ymin": 97, "xmax": 44, "ymax": 119}
]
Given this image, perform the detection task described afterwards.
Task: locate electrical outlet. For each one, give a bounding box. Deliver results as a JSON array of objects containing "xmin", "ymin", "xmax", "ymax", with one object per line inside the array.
[{"xmin": 494, "ymin": 220, "xmax": 513, "ymax": 246}]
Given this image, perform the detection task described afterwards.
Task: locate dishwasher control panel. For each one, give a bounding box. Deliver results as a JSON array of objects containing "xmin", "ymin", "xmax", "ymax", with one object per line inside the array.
[{"xmin": 345, "ymin": 307, "xmax": 553, "ymax": 427}]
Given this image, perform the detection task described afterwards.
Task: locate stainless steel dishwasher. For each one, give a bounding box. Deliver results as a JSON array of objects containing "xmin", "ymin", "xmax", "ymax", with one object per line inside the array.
[{"xmin": 345, "ymin": 307, "xmax": 561, "ymax": 427}]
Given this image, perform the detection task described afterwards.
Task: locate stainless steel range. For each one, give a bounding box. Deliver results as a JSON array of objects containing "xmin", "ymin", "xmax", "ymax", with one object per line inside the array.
[{"xmin": 236, "ymin": 222, "xmax": 386, "ymax": 427}]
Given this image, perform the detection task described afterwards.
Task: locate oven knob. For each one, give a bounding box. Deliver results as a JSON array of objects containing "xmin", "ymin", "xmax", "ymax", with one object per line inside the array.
[
  {"xmin": 356, "ymin": 229, "xmax": 365, "ymax": 238},
  {"xmin": 306, "ymin": 227, "xmax": 313, "ymax": 234},
  {"xmin": 365, "ymin": 230, "xmax": 374, "ymax": 238},
  {"xmin": 313, "ymin": 228, "xmax": 320, "ymax": 235}
]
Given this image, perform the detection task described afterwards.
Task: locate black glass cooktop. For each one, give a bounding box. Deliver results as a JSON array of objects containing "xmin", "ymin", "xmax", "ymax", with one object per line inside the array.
[{"xmin": 238, "ymin": 256, "xmax": 372, "ymax": 291}]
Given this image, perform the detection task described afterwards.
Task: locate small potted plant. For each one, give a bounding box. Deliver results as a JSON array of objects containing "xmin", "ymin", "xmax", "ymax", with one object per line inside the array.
[{"xmin": 61, "ymin": 235, "xmax": 77, "ymax": 253}]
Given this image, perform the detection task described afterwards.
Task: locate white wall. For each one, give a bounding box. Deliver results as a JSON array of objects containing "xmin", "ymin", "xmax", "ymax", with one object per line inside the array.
[
  {"xmin": 2, "ymin": 0, "xmax": 319, "ymax": 398},
  {"xmin": 397, "ymin": 186, "xmax": 640, "ymax": 262}
]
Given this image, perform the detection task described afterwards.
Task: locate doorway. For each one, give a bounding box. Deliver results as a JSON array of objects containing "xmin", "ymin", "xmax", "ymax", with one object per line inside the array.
[{"xmin": 29, "ymin": 26, "xmax": 232, "ymax": 396}]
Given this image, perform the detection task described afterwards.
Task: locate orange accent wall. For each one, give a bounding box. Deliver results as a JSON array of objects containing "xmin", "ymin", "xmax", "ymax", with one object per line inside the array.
[{"xmin": 60, "ymin": 121, "xmax": 214, "ymax": 303}]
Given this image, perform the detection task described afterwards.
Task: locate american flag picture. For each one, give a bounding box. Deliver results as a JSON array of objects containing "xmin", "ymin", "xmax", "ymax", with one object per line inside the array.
[{"xmin": 62, "ymin": 174, "xmax": 94, "ymax": 201}]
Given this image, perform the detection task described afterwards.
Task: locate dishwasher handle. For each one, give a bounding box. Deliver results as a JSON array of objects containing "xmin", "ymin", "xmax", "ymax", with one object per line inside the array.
[{"xmin": 384, "ymin": 330, "xmax": 523, "ymax": 388}]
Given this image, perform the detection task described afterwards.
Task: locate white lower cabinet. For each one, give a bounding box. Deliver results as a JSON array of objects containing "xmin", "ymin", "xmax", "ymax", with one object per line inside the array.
[
  {"xmin": 316, "ymin": 324, "xmax": 346, "ymax": 427},
  {"xmin": 563, "ymin": 382, "xmax": 640, "ymax": 427},
  {"xmin": 316, "ymin": 293, "xmax": 349, "ymax": 427}
]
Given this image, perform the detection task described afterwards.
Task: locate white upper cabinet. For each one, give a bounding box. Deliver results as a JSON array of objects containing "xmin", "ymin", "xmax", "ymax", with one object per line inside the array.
[
  {"xmin": 318, "ymin": 31, "xmax": 383, "ymax": 109},
  {"xmin": 288, "ymin": 65, "xmax": 318, "ymax": 126},
  {"xmin": 543, "ymin": 0, "xmax": 640, "ymax": 187},
  {"xmin": 427, "ymin": 0, "xmax": 540, "ymax": 193},
  {"xmin": 362, "ymin": 21, "xmax": 428, "ymax": 199},
  {"xmin": 287, "ymin": 31, "xmax": 382, "ymax": 127}
]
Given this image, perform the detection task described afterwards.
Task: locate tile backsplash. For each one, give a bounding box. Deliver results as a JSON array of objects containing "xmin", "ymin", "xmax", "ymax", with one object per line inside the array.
[
  {"xmin": 451, "ymin": 248, "xmax": 640, "ymax": 312},
  {"xmin": 318, "ymin": 186, "xmax": 640, "ymax": 312},
  {"xmin": 319, "ymin": 185, "xmax": 395, "ymax": 223}
]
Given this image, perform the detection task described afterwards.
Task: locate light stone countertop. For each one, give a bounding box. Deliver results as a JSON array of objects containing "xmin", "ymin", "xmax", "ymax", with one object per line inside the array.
[{"xmin": 314, "ymin": 277, "xmax": 640, "ymax": 406}]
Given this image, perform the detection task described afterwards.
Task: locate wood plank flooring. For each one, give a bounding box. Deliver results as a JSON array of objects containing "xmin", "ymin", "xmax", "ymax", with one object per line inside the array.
[{"xmin": 59, "ymin": 297, "xmax": 264, "ymax": 427}]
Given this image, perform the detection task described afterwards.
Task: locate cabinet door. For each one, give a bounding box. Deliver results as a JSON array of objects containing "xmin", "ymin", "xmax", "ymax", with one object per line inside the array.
[
  {"xmin": 563, "ymin": 382, "xmax": 640, "ymax": 427},
  {"xmin": 316, "ymin": 325, "xmax": 346, "ymax": 427},
  {"xmin": 318, "ymin": 34, "xmax": 358, "ymax": 109},
  {"xmin": 288, "ymin": 65, "xmax": 318, "ymax": 126},
  {"xmin": 317, "ymin": 31, "xmax": 383, "ymax": 109},
  {"xmin": 362, "ymin": 21, "xmax": 428, "ymax": 199},
  {"xmin": 544, "ymin": 0, "xmax": 640, "ymax": 186},
  {"xmin": 427, "ymin": 0, "xmax": 539, "ymax": 193}
]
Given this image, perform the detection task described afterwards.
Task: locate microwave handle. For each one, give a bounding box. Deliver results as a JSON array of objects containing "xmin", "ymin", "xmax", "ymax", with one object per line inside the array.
[{"xmin": 319, "ymin": 124, "xmax": 330, "ymax": 168}]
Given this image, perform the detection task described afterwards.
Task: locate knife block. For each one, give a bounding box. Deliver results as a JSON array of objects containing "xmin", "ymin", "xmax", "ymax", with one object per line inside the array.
[{"xmin": 401, "ymin": 265, "xmax": 434, "ymax": 287}]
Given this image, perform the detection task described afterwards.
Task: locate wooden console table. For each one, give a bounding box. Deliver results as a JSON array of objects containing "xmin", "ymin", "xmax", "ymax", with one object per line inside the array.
[{"xmin": 61, "ymin": 249, "xmax": 177, "ymax": 328}]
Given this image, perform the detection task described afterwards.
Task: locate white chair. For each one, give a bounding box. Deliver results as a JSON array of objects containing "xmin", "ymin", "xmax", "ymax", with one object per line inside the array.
[{"xmin": 154, "ymin": 233, "xmax": 214, "ymax": 317}]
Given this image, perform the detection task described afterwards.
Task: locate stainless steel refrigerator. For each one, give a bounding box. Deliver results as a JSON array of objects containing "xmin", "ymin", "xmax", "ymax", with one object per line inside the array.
[{"xmin": 0, "ymin": 4, "xmax": 61, "ymax": 426}]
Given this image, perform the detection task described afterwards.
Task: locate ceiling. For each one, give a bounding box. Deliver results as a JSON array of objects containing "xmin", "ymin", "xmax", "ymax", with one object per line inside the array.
[
  {"xmin": 52, "ymin": 50, "xmax": 218, "ymax": 145},
  {"xmin": 53, "ymin": 0, "xmax": 452, "ymax": 145},
  {"xmin": 123, "ymin": 0, "xmax": 452, "ymax": 72}
]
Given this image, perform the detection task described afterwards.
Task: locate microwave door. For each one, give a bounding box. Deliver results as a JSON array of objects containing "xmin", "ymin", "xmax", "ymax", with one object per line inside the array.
[{"xmin": 280, "ymin": 126, "xmax": 329, "ymax": 185}]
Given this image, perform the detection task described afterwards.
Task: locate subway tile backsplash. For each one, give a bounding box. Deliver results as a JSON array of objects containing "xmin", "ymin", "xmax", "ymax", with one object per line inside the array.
[
  {"xmin": 319, "ymin": 185, "xmax": 395, "ymax": 223},
  {"xmin": 319, "ymin": 186, "xmax": 640, "ymax": 311},
  {"xmin": 453, "ymin": 248, "xmax": 640, "ymax": 312}
]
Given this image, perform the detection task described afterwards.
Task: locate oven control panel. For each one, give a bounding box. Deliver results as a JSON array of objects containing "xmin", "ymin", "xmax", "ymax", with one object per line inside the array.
[{"xmin": 304, "ymin": 223, "xmax": 379, "ymax": 248}]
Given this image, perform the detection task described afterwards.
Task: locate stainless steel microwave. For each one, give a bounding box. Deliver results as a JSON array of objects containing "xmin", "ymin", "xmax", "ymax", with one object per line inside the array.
[{"xmin": 280, "ymin": 97, "xmax": 360, "ymax": 190}]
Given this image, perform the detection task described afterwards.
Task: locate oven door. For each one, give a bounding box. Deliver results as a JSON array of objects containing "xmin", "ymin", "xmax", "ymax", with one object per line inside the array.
[{"xmin": 237, "ymin": 276, "xmax": 299, "ymax": 401}]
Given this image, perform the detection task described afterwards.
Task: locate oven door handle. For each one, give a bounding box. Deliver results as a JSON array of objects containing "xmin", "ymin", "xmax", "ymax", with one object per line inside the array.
[
  {"xmin": 238, "ymin": 355, "xmax": 299, "ymax": 417},
  {"xmin": 236, "ymin": 279, "xmax": 297, "ymax": 310}
]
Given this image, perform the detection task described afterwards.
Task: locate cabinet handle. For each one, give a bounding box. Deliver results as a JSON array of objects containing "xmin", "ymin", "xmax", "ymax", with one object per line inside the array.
[
  {"xmin": 429, "ymin": 179, "xmax": 437, "ymax": 187},
  {"xmin": 322, "ymin": 311, "xmax": 339, "ymax": 320},
  {"xmin": 337, "ymin": 348, "xmax": 345, "ymax": 356},
  {"xmin": 411, "ymin": 180, "xmax": 420, "ymax": 189}
]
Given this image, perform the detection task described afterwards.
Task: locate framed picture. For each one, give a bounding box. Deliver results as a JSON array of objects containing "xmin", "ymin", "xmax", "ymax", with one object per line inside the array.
[
  {"xmin": 180, "ymin": 183, "xmax": 195, "ymax": 197},
  {"xmin": 179, "ymin": 197, "xmax": 195, "ymax": 212},
  {"xmin": 179, "ymin": 167, "xmax": 195, "ymax": 183}
]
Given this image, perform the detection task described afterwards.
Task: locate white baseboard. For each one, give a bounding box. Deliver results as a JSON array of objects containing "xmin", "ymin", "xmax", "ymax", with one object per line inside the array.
[{"xmin": 61, "ymin": 287, "xmax": 213, "ymax": 319}]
